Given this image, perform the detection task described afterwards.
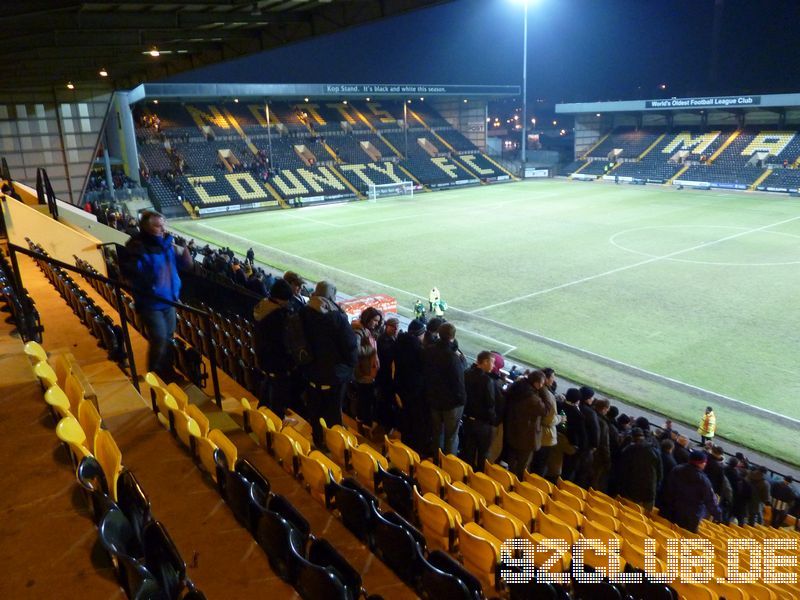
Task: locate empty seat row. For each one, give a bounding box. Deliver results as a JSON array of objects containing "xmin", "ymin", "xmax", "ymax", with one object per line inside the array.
[{"xmin": 0, "ymin": 247, "xmax": 42, "ymax": 343}]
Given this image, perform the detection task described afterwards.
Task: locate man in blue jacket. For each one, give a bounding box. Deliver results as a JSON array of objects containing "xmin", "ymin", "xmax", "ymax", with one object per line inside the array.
[
  {"xmin": 121, "ymin": 211, "xmax": 192, "ymax": 380},
  {"xmin": 661, "ymin": 449, "xmax": 722, "ymax": 532}
]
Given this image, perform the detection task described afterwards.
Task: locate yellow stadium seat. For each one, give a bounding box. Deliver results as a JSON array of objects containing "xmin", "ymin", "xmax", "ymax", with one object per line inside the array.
[
  {"xmin": 469, "ymin": 471, "xmax": 501, "ymax": 505},
  {"xmin": 618, "ymin": 506, "xmax": 652, "ymax": 532},
  {"xmin": 439, "ymin": 449, "xmax": 473, "ymax": 483},
  {"xmin": 619, "ymin": 520, "xmax": 650, "ymax": 549},
  {"xmin": 94, "ymin": 429, "xmax": 122, "ymax": 501},
  {"xmin": 52, "ymin": 354, "xmax": 71, "ymax": 389},
  {"xmin": 350, "ymin": 443, "xmax": 388, "ymax": 492},
  {"xmin": 64, "ymin": 372, "xmax": 85, "ymax": 415},
  {"xmin": 272, "ymin": 430, "xmax": 302, "ymax": 477},
  {"xmin": 416, "ymin": 460, "xmax": 451, "ymax": 498},
  {"xmin": 172, "ymin": 410, "xmax": 202, "ymax": 451},
  {"xmin": 154, "ymin": 390, "xmax": 179, "ymax": 429},
  {"xmin": 208, "ymin": 429, "xmax": 237, "ymax": 468},
  {"xmin": 617, "ymin": 495, "xmax": 644, "ymax": 513},
  {"xmin": 556, "ymin": 477, "xmax": 587, "ymax": 500},
  {"xmin": 536, "ymin": 510, "xmax": 579, "ymax": 546},
  {"xmin": 44, "ymin": 385, "xmax": 73, "ymax": 421},
  {"xmin": 584, "ymin": 503, "xmax": 620, "ymax": 532},
  {"xmin": 56, "ymin": 415, "xmax": 91, "ymax": 467},
  {"xmin": 77, "ymin": 399, "xmax": 102, "ymax": 454},
  {"xmin": 23, "ymin": 340, "xmax": 47, "ymax": 364},
  {"xmin": 185, "ymin": 404, "xmax": 209, "ymax": 437},
  {"xmin": 414, "ymin": 487, "xmax": 461, "ymax": 551},
  {"xmin": 528, "ymin": 531, "xmax": 571, "ymax": 574},
  {"xmin": 515, "ymin": 480, "xmax": 549, "ymax": 508},
  {"xmin": 708, "ymin": 581, "xmax": 747, "ymax": 600},
  {"xmin": 299, "ymin": 451, "xmax": 342, "ymax": 507},
  {"xmin": 547, "ymin": 498, "xmax": 584, "ymax": 531},
  {"xmin": 194, "ymin": 435, "xmax": 219, "ymax": 481},
  {"xmin": 485, "ymin": 460, "xmax": 518, "ymax": 491},
  {"xmin": 581, "ymin": 518, "xmax": 622, "ymax": 544},
  {"xmin": 320, "ymin": 418, "xmax": 354, "ymax": 469},
  {"xmin": 33, "ymin": 361, "xmax": 58, "ymax": 390},
  {"xmin": 446, "ymin": 481, "xmax": 485, "ymax": 524},
  {"xmin": 552, "ymin": 486, "xmax": 585, "ymax": 513},
  {"xmin": 586, "ymin": 493, "xmax": 619, "ymax": 517},
  {"xmin": 500, "ymin": 487, "xmax": 538, "ymax": 532},
  {"xmin": 282, "ymin": 425, "xmax": 311, "ymax": 455},
  {"xmin": 386, "ymin": 436, "xmax": 420, "ymax": 477},
  {"xmin": 249, "ymin": 406, "xmax": 277, "ymax": 449},
  {"xmin": 523, "ymin": 471, "xmax": 554, "ymax": 496},
  {"xmin": 482, "ymin": 503, "xmax": 527, "ymax": 540},
  {"xmin": 166, "ymin": 383, "xmax": 189, "ymax": 410},
  {"xmin": 456, "ymin": 521, "xmax": 502, "ymax": 590},
  {"xmin": 744, "ymin": 582, "xmax": 777, "ymax": 600}
]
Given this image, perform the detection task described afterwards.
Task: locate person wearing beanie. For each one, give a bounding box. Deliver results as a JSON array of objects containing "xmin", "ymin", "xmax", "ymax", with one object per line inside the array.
[
  {"xmin": 617, "ymin": 427, "xmax": 662, "ymax": 512},
  {"xmin": 661, "ymin": 447, "xmax": 722, "ymax": 532},
  {"xmin": 423, "ymin": 322, "xmax": 467, "ymax": 455},
  {"xmin": 393, "ymin": 318, "xmax": 429, "ymax": 453},
  {"xmin": 503, "ymin": 370, "xmax": 548, "ymax": 478},
  {"xmin": 253, "ymin": 278, "xmax": 295, "ymax": 417},
  {"xmin": 558, "ymin": 387, "xmax": 586, "ymax": 482},
  {"xmin": 300, "ymin": 280, "xmax": 357, "ymax": 447}
]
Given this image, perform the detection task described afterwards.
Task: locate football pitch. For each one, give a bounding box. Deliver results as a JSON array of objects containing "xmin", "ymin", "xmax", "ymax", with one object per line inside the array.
[{"xmin": 173, "ymin": 180, "xmax": 800, "ymax": 466}]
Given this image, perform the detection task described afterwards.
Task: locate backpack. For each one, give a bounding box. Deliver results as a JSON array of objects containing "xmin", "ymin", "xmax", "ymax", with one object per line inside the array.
[{"xmin": 284, "ymin": 309, "xmax": 313, "ymax": 368}]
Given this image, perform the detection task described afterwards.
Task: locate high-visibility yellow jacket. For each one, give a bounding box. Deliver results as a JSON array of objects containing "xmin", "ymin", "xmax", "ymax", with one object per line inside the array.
[{"xmin": 697, "ymin": 411, "xmax": 716, "ymax": 438}]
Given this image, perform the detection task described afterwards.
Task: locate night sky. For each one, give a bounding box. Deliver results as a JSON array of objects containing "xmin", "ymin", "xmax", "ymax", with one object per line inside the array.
[{"xmin": 164, "ymin": 0, "xmax": 800, "ymax": 103}]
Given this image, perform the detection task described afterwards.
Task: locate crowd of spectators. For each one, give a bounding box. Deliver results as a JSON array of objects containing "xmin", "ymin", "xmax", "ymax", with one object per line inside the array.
[
  {"xmin": 248, "ymin": 275, "xmax": 800, "ymax": 535},
  {"xmin": 85, "ymin": 170, "xmax": 138, "ymax": 193}
]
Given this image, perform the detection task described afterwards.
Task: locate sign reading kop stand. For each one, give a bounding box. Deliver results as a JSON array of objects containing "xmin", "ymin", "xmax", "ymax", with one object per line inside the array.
[
  {"xmin": 323, "ymin": 83, "xmax": 519, "ymax": 96},
  {"xmin": 645, "ymin": 95, "xmax": 761, "ymax": 109}
]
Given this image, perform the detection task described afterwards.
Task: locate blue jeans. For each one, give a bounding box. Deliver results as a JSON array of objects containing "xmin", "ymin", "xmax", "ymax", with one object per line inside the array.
[
  {"xmin": 139, "ymin": 307, "xmax": 176, "ymax": 374},
  {"xmin": 431, "ymin": 405, "xmax": 464, "ymax": 456}
]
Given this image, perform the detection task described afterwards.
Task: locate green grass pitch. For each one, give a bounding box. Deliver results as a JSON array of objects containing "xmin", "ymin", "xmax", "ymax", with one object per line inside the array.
[{"xmin": 173, "ymin": 180, "xmax": 800, "ymax": 466}]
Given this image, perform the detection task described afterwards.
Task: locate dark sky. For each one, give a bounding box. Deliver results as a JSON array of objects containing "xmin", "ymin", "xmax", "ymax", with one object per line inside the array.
[{"xmin": 164, "ymin": 0, "xmax": 800, "ymax": 103}]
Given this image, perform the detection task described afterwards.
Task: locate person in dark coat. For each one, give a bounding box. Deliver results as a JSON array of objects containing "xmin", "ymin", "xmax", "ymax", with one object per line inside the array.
[
  {"xmin": 503, "ymin": 370, "xmax": 548, "ymax": 478},
  {"xmin": 673, "ymin": 434, "xmax": 691, "ymax": 465},
  {"xmin": 656, "ymin": 438, "xmax": 678, "ymax": 509},
  {"xmin": 575, "ymin": 386, "xmax": 600, "ymax": 488},
  {"xmin": 375, "ymin": 317, "xmax": 399, "ymax": 432},
  {"xmin": 617, "ymin": 427, "xmax": 662, "ymax": 511},
  {"xmin": 253, "ymin": 279, "xmax": 294, "ymax": 417},
  {"xmin": 724, "ymin": 457, "xmax": 750, "ymax": 526},
  {"xmin": 300, "ymin": 281, "xmax": 357, "ymax": 447},
  {"xmin": 661, "ymin": 449, "xmax": 722, "ymax": 532},
  {"xmin": 705, "ymin": 445, "xmax": 733, "ymax": 522},
  {"xmin": 591, "ymin": 398, "xmax": 612, "ymax": 492},
  {"xmin": 284, "ymin": 271, "xmax": 307, "ymax": 312},
  {"xmin": 559, "ymin": 388, "xmax": 586, "ymax": 482},
  {"xmin": 393, "ymin": 319, "xmax": 428, "ymax": 454},
  {"xmin": 459, "ymin": 351, "xmax": 497, "ymax": 472},
  {"xmin": 422, "ymin": 323, "xmax": 466, "ymax": 455},
  {"xmin": 746, "ymin": 466, "xmax": 771, "ymax": 525},
  {"xmin": 770, "ymin": 476, "xmax": 797, "ymax": 528}
]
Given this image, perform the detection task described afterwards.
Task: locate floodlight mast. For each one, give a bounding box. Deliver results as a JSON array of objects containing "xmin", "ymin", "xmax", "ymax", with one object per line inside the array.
[{"xmin": 521, "ymin": 0, "xmax": 528, "ymax": 168}]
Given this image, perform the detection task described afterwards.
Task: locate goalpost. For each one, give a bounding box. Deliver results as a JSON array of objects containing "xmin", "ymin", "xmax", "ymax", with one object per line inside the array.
[{"xmin": 367, "ymin": 181, "xmax": 414, "ymax": 202}]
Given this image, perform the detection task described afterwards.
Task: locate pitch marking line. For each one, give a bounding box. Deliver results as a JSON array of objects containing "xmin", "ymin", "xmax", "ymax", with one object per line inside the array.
[{"xmin": 471, "ymin": 213, "xmax": 800, "ymax": 314}]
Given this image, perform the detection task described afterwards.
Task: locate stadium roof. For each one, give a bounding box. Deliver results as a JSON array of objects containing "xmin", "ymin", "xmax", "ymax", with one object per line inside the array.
[
  {"xmin": 128, "ymin": 82, "xmax": 520, "ymax": 103},
  {"xmin": 0, "ymin": 0, "xmax": 452, "ymax": 90},
  {"xmin": 556, "ymin": 92, "xmax": 800, "ymax": 115}
]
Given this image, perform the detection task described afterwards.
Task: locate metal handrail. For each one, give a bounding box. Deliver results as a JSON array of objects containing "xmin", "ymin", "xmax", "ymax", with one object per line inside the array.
[{"xmin": 7, "ymin": 242, "xmax": 222, "ymax": 406}]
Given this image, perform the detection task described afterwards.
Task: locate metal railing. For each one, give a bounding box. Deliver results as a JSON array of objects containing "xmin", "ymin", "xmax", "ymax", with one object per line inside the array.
[{"xmin": 7, "ymin": 242, "xmax": 223, "ymax": 406}]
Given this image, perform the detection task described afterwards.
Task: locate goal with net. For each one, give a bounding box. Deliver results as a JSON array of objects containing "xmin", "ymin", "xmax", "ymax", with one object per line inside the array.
[{"xmin": 367, "ymin": 181, "xmax": 414, "ymax": 202}]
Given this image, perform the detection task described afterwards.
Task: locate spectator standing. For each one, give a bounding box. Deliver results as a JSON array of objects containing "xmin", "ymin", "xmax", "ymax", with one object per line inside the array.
[
  {"xmin": 503, "ymin": 370, "xmax": 548, "ymax": 478},
  {"xmin": 530, "ymin": 377, "xmax": 559, "ymax": 478},
  {"xmin": 673, "ymin": 435, "xmax": 691, "ymax": 465},
  {"xmin": 486, "ymin": 352, "xmax": 507, "ymax": 463},
  {"xmin": 591, "ymin": 398, "xmax": 612, "ymax": 492},
  {"xmin": 353, "ymin": 307, "xmax": 383, "ymax": 436},
  {"xmin": 422, "ymin": 322, "xmax": 466, "ymax": 455},
  {"xmin": 705, "ymin": 445, "xmax": 733, "ymax": 521},
  {"xmin": 459, "ymin": 351, "xmax": 497, "ymax": 472},
  {"xmin": 284, "ymin": 271, "xmax": 307, "ymax": 312},
  {"xmin": 617, "ymin": 427, "xmax": 662, "ymax": 512},
  {"xmin": 376, "ymin": 317, "xmax": 399, "ymax": 433},
  {"xmin": 661, "ymin": 449, "xmax": 722, "ymax": 532},
  {"xmin": 120, "ymin": 210, "xmax": 191, "ymax": 380},
  {"xmin": 697, "ymin": 406, "xmax": 716, "ymax": 444},
  {"xmin": 300, "ymin": 281, "xmax": 357, "ymax": 447},
  {"xmin": 560, "ymin": 388, "xmax": 586, "ymax": 482},
  {"xmin": 724, "ymin": 457, "xmax": 751, "ymax": 526},
  {"xmin": 253, "ymin": 279, "xmax": 294, "ymax": 417},
  {"xmin": 770, "ymin": 476, "xmax": 797, "ymax": 528},
  {"xmin": 576, "ymin": 386, "xmax": 600, "ymax": 488},
  {"xmin": 246, "ymin": 247, "xmax": 255, "ymax": 267},
  {"xmin": 746, "ymin": 466, "xmax": 771, "ymax": 525},
  {"xmin": 393, "ymin": 319, "xmax": 428, "ymax": 454}
]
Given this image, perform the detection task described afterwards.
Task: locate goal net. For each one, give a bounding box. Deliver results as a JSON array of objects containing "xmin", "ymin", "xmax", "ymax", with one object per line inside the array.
[{"xmin": 367, "ymin": 181, "xmax": 414, "ymax": 202}]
